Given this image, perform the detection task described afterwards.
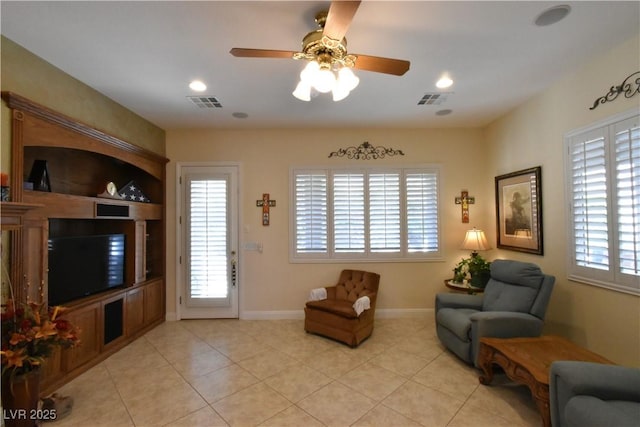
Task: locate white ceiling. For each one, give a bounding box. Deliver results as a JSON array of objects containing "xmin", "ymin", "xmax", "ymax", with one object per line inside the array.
[{"xmin": 1, "ymin": 1, "xmax": 638, "ymax": 130}]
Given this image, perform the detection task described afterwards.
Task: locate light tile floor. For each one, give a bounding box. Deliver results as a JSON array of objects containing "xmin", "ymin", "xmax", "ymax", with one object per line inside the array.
[{"xmin": 47, "ymin": 315, "xmax": 540, "ymax": 427}]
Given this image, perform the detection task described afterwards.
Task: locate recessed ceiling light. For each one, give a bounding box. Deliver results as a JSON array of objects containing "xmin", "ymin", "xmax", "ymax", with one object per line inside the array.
[
  {"xmin": 436, "ymin": 75, "xmax": 453, "ymax": 89},
  {"xmin": 436, "ymin": 109, "xmax": 453, "ymax": 116},
  {"xmin": 232, "ymin": 112, "xmax": 249, "ymax": 119},
  {"xmin": 535, "ymin": 5, "xmax": 571, "ymax": 27},
  {"xmin": 189, "ymin": 80, "xmax": 207, "ymax": 92}
]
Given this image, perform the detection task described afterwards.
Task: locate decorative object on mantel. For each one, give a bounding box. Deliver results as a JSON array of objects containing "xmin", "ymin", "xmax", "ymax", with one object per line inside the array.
[
  {"xmin": 1, "ymin": 172, "xmax": 10, "ymax": 201},
  {"xmin": 454, "ymin": 190, "xmax": 475, "ymax": 223},
  {"xmin": 256, "ymin": 193, "xmax": 276, "ymax": 226},
  {"xmin": 589, "ymin": 70, "xmax": 640, "ymax": 110},
  {"xmin": 97, "ymin": 181, "xmax": 124, "ymax": 200},
  {"xmin": 118, "ymin": 180, "xmax": 150, "ymax": 203},
  {"xmin": 495, "ymin": 166, "xmax": 543, "ymax": 255},
  {"xmin": 27, "ymin": 160, "xmax": 51, "ymax": 192},
  {"xmin": 328, "ymin": 141, "xmax": 405, "ymax": 160}
]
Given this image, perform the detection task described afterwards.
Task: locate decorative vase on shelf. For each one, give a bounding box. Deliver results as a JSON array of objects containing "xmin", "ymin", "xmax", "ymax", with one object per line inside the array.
[{"xmin": 2, "ymin": 368, "xmax": 41, "ymax": 427}]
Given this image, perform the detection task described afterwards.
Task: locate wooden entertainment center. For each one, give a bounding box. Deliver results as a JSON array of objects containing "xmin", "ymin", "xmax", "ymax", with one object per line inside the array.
[{"xmin": 1, "ymin": 92, "xmax": 168, "ymax": 394}]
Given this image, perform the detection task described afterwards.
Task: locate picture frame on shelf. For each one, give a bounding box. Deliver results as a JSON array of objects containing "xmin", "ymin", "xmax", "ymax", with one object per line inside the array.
[
  {"xmin": 27, "ymin": 159, "xmax": 51, "ymax": 192},
  {"xmin": 495, "ymin": 166, "xmax": 543, "ymax": 255}
]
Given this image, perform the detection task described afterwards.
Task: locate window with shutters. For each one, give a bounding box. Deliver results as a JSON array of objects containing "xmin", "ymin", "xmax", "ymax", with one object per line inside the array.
[
  {"xmin": 290, "ymin": 166, "xmax": 441, "ymax": 262},
  {"xmin": 187, "ymin": 177, "xmax": 229, "ymax": 301},
  {"xmin": 564, "ymin": 110, "xmax": 640, "ymax": 295}
]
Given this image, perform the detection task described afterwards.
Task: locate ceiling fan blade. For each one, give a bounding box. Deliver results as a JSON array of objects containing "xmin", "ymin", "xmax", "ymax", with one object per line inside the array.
[
  {"xmin": 230, "ymin": 48, "xmax": 297, "ymax": 59},
  {"xmin": 352, "ymin": 54, "xmax": 411, "ymax": 76},
  {"xmin": 323, "ymin": 1, "xmax": 361, "ymax": 42}
]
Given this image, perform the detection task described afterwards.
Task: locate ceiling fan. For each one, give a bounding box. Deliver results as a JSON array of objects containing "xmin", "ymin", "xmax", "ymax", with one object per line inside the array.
[{"xmin": 230, "ymin": 1, "xmax": 410, "ymax": 101}]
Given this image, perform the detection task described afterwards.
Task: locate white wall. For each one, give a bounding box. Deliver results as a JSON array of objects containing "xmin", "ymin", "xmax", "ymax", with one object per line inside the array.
[
  {"xmin": 485, "ymin": 33, "xmax": 640, "ymax": 367},
  {"xmin": 165, "ymin": 128, "xmax": 491, "ymax": 319}
]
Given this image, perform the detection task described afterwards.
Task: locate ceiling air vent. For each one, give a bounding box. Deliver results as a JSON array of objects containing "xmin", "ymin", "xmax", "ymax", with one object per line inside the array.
[
  {"xmin": 418, "ymin": 92, "xmax": 450, "ymax": 106},
  {"xmin": 187, "ymin": 96, "xmax": 223, "ymax": 109}
]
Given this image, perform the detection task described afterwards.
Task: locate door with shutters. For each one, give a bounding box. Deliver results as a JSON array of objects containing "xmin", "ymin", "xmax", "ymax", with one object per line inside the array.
[{"xmin": 179, "ymin": 164, "xmax": 239, "ymax": 318}]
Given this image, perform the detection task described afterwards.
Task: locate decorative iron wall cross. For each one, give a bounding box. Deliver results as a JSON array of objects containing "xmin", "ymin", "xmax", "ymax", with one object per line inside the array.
[
  {"xmin": 455, "ymin": 190, "xmax": 475, "ymax": 223},
  {"xmin": 256, "ymin": 193, "xmax": 276, "ymax": 226}
]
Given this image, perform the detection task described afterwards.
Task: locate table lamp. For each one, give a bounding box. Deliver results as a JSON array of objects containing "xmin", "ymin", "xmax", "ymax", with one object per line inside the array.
[{"xmin": 461, "ymin": 228, "xmax": 490, "ymax": 257}]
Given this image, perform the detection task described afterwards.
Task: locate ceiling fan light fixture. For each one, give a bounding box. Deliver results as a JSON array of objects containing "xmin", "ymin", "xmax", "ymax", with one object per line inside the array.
[
  {"xmin": 292, "ymin": 81, "xmax": 312, "ymax": 101},
  {"xmin": 313, "ymin": 66, "xmax": 336, "ymax": 93},
  {"xmin": 332, "ymin": 84, "xmax": 350, "ymax": 102},
  {"xmin": 338, "ymin": 67, "xmax": 359, "ymax": 91},
  {"xmin": 300, "ymin": 60, "xmax": 320, "ymax": 83}
]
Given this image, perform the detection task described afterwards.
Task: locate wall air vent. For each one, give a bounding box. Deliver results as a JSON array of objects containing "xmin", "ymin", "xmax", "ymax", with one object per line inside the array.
[
  {"xmin": 187, "ymin": 96, "xmax": 223, "ymax": 108},
  {"xmin": 418, "ymin": 92, "xmax": 451, "ymax": 106}
]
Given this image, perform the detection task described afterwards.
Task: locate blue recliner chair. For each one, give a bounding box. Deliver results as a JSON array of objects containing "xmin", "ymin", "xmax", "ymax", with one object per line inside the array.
[
  {"xmin": 550, "ymin": 361, "xmax": 640, "ymax": 427},
  {"xmin": 435, "ymin": 259, "xmax": 555, "ymax": 367}
]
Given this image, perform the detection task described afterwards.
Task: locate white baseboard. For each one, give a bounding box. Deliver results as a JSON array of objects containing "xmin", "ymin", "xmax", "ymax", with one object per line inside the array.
[
  {"xmin": 238, "ymin": 308, "xmax": 433, "ymax": 320},
  {"xmin": 240, "ymin": 310, "xmax": 305, "ymax": 320},
  {"xmin": 375, "ymin": 308, "xmax": 433, "ymax": 318}
]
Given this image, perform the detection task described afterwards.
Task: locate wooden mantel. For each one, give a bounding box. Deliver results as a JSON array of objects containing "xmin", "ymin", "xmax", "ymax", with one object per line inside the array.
[{"xmin": 1, "ymin": 201, "xmax": 43, "ymax": 231}]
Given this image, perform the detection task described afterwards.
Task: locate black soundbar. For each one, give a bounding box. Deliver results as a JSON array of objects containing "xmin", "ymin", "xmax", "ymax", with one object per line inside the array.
[{"xmin": 95, "ymin": 203, "xmax": 130, "ymax": 217}]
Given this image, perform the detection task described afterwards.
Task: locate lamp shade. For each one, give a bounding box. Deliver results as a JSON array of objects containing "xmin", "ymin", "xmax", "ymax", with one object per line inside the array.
[
  {"xmin": 292, "ymin": 81, "xmax": 311, "ymax": 101},
  {"xmin": 460, "ymin": 228, "xmax": 490, "ymax": 253}
]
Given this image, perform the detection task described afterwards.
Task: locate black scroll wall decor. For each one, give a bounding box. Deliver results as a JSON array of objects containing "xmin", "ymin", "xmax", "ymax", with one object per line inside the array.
[
  {"xmin": 590, "ymin": 71, "xmax": 640, "ymax": 110},
  {"xmin": 328, "ymin": 141, "xmax": 405, "ymax": 160}
]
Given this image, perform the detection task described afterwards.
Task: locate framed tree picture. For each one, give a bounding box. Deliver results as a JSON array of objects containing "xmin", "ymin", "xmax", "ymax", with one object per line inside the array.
[{"xmin": 495, "ymin": 166, "xmax": 543, "ymax": 255}]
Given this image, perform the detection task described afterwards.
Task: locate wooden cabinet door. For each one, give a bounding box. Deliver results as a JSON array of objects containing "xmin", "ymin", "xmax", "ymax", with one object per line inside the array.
[
  {"xmin": 134, "ymin": 221, "xmax": 147, "ymax": 284},
  {"xmin": 144, "ymin": 279, "xmax": 163, "ymax": 325},
  {"xmin": 126, "ymin": 287, "xmax": 145, "ymax": 336},
  {"xmin": 63, "ymin": 303, "xmax": 101, "ymax": 372}
]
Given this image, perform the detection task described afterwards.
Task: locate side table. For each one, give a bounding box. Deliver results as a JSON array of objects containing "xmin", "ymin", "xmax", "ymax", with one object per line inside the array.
[{"xmin": 444, "ymin": 279, "xmax": 484, "ymax": 294}]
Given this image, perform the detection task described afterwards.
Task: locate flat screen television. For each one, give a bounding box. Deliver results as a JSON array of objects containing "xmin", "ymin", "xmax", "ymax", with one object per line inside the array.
[{"xmin": 48, "ymin": 234, "xmax": 126, "ymax": 306}]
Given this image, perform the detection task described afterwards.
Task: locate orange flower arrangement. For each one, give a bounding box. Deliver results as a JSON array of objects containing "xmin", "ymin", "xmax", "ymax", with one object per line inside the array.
[{"xmin": 1, "ymin": 299, "xmax": 80, "ymax": 378}]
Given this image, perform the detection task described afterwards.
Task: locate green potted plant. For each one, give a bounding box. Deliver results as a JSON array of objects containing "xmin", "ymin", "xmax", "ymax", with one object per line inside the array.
[{"xmin": 452, "ymin": 254, "xmax": 491, "ymax": 288}]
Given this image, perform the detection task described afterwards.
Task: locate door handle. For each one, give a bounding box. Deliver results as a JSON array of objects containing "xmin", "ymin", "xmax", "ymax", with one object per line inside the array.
[{"xmin": 231, "ymin": 250, "xmax": 237, "ymax": 287}]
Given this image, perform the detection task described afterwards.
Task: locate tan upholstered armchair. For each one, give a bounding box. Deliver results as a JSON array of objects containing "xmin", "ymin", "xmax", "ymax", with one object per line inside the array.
[{"xmin": 304, "ymin": 269, "xmax": 380, "ymax": 347}]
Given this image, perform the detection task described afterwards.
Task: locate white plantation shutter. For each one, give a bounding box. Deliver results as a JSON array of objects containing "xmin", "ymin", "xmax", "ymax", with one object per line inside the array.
[
  {"xmin": 333, "ymin": 172, "xmax": 365, "ymax": 253},
  {"xmin": 569, "ymin": 130, "xmax": 610, "ymax": 272},
  {"xmin": 291, "ymin": 165, "xmax": 441, "ymax": 261},
  {"xmin": 188, "ymin": 178, "xmax": 228, "ymax": 299},
  {"xmin": 369, "ymin": 173, "xmax": 401, "ymax": 253},
  {"xmin": 406, "ymin": 172, "xmax": 439, "ymax": 252},
  {"xmin": 614, "ymin": 117, "xmax": 640, "ymax": 278},
  {"xmin": 565, "ymin": 111, "xmax": 640, "ymax": 295},
  {"xmin": 295, "ymin": 172, "xmax": 328, "ymax": 254}
]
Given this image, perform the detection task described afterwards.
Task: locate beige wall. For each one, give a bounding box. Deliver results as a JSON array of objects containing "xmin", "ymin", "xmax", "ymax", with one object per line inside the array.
[
  {"xmin": 166, "ymin": 128, "xmax": 492, "ymax": 319},
  {"xmin": 485, "ymin": 33, "xmax": 640, "ymax": 367},
  {"xmin": 1, "ymin": 36, "xmax": 165, "ymax": 168}
]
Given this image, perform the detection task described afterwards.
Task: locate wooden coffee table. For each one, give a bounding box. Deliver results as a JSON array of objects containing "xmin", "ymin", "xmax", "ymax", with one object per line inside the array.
[{"xmin": 477, "ymin": 335, "xmax": 613, "ymax": 427}]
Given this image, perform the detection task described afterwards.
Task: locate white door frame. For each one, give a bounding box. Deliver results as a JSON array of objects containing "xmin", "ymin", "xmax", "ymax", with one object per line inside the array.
[{"xmin": 175, "ymin": 161, "xmax": 242, "ymax": 320}]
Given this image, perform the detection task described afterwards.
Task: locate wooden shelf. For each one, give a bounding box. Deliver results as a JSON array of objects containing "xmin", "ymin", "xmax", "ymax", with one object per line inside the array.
[{"xmin": 23, "ymin": 191, "xmax": 162, "ymax": 220}]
